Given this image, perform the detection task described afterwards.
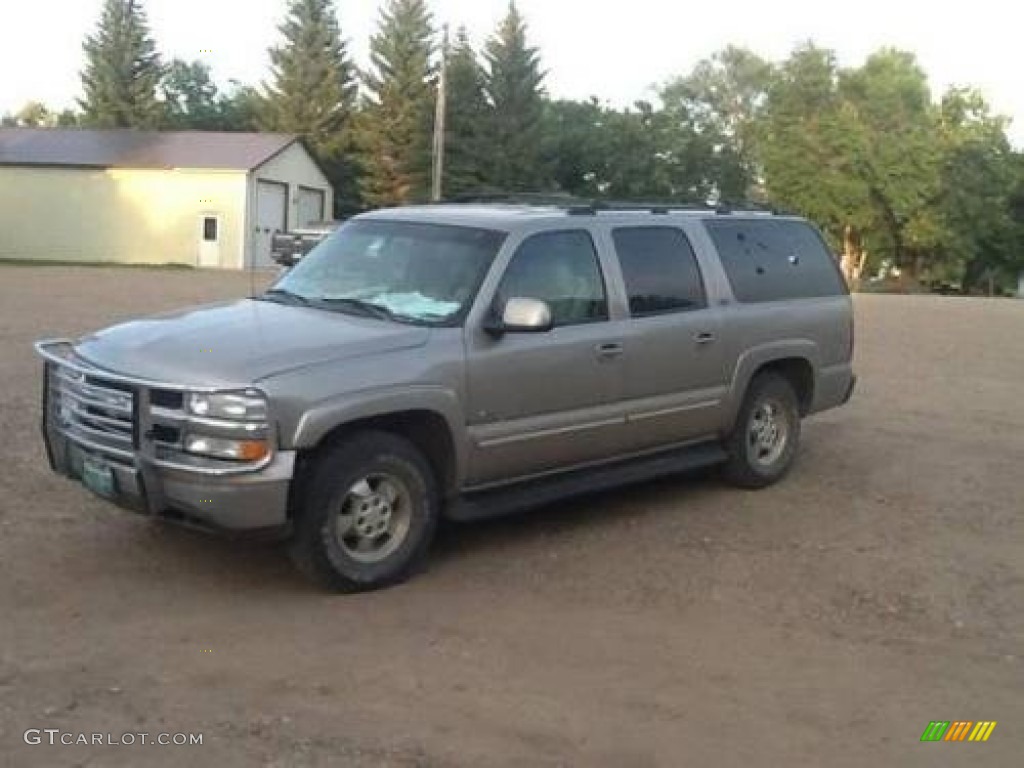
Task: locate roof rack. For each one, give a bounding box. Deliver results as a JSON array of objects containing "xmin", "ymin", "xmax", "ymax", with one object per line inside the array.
[
  {"xmin": 445, "ymin": 191, "xmax": 584, "ymax": 206},
  {"xmin": 576, "ymin": 200, "xmax": 718, "ymax": 215},
  {"xmin": 442, "ymin": 192, "xmax": 787, "ymax": 216},
  {"xmin": 566, "ymin": 199, "xmax": 784, "ymax": 216}
]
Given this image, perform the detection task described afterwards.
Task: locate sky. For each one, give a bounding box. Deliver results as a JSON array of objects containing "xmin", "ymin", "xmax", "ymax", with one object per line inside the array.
[{"xmin": 2, "ymin": 0, "xmax": 1022, "ymax": 145}]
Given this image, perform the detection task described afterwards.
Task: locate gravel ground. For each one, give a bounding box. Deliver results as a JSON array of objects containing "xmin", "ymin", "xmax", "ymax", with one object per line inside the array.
[{"xmin": 0, "ymin": 265, "xmax": 1021, "ymax": 767}]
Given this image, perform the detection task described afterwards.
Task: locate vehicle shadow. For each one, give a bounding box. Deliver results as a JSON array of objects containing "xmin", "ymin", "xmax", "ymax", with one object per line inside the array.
[
  {"xmin": 128, "ymin": 519, "xmax": 311, "ymax": 594},
  {"xmin": 106, "ymin": 467, "xmax": 724, "ymax": 595},
  {"xmin": 432, "ymin": 467, "xmax": 723, "ymax": 564}
]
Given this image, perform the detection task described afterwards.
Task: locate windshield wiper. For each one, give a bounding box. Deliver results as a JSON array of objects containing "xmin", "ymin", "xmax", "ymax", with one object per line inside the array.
[
  {"xmin": 262, "ymin": 292, "xmax": 430, "ymax": 324},
  {"xmin": 258, "ymin": 288, "xmax": 314, "ymax": 307},
  {"xmin": 316, "ymin": 297, "xmax": 400, "ymax": 322}
]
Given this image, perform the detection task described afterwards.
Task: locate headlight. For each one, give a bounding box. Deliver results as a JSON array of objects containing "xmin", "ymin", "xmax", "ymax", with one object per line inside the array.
[
  {"xmin": 183, "ymin": 435, "xmax": 270, "ymax": 462},
  {"xmin": 181, "ymin": 390, "xmax": 272, "ymax": 462},
  {"xmin": 188, "ymin": 391, "xmax": 267, "ymax": 421}
]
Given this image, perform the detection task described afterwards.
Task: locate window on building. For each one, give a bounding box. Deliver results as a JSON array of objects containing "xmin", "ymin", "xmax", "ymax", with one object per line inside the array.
[{"xmin": 202, "ymin": 217, "xmax": 218, "ymax": 242}]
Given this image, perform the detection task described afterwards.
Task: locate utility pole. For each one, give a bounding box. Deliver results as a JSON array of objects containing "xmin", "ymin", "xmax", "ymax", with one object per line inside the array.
[{"xmin": 431, "ymin": 24, "xmax": 449, "ymax": 202}]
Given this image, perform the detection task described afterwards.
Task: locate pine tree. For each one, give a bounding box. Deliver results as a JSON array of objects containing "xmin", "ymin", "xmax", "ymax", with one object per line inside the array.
[
  {"xmin": 443, "ymin": 28, "xmax": 490, "ymax": 196},
  {"xmin": 264, "ymin": 0, "xmax": 359, "ymax": 212},
  {"xmin": 482, "ymin": 1, "xmax": 546, "ymax": 190},
  {"xmin": 358, "ymin": 0, "xmax": 435, "ymax": 207},
  {"xmin": 80, "ymin": 0, "xmax": 163, "ymax": 128}
]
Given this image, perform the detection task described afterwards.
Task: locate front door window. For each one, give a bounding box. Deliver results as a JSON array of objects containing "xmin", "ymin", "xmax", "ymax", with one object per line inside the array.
[{"xmin": 495, "ymin": 230, "xmax": 608, "ymax": 325}]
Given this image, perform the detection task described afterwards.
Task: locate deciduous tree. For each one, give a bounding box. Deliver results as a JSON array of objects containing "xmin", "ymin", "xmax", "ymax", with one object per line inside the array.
[
  {"xmin": 660, "ymin": 46, "xmax": 773, "ymax": 201},
  {"xmin": 758, "ymin": 44, "xmax": 875, "ymax": 280},
  {"xmin": 839, "ymin": 49, "xmax": 943, "ymax": 278},
  {"xmin": 161, "ymin": 59, "xmax": 221, "ymax": 129}
]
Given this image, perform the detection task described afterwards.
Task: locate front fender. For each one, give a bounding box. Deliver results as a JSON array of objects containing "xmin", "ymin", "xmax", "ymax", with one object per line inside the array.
[{"xmin": 287, "ymin": 385, "xmax": 467, "ymax": 481}]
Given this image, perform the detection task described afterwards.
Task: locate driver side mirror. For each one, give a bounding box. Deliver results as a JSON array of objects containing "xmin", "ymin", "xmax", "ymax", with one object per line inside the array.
[{"xmin": 484, "ymin": 297, "xmax": 553, "ymax": 336}]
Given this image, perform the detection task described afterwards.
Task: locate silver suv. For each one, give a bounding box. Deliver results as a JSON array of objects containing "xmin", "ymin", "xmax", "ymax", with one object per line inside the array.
[{"xmin": 36, "ymin": 202, "xmax": 855, "ymax": 591}]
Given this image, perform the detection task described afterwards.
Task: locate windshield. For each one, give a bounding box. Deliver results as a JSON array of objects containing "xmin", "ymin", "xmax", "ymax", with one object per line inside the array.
[{"xmin": 269, "ymin": 220, "xmax": 506, "ymax": 325}]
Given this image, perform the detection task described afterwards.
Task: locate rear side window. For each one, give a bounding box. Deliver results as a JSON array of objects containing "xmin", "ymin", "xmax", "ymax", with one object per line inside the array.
[
  {"xmin": 705, "ymin": 219, "xmax": 847, "ymax": 302},
  {"xmin": 612, "ymin": 227, "xmax": 706, "ymax": 316}
]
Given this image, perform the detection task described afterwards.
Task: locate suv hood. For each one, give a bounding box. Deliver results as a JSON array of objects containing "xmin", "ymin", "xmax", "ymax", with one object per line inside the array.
[{"xmin": 74, "ymin": 299, "xmax": 431, "ymax": 387}]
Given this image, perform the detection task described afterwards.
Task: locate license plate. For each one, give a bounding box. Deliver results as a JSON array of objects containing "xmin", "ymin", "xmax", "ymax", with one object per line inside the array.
[{"xmin": 82, "ymin": 455, "xmax": 116, "ymax": 499}]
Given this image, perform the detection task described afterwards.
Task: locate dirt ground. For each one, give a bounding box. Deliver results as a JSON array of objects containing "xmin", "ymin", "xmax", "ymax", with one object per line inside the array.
[{"xmin": 0, "ymin": 265, "xmax": 1021, "ymax": 767}]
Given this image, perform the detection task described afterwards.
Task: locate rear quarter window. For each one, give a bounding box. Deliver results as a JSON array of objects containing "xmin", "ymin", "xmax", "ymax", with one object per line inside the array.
[{"xmin": 705, "ymin": 219, "xmax": 847, "ymax": 302}]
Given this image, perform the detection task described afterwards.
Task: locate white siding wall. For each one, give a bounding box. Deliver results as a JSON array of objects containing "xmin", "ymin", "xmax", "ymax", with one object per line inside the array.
[
  {"xmin": 0, "ymin": 166, "xmax": 248, "ymax": 268},
  {"xmin": 0, "ymin": 141, "xmax": 334, "ymax": 271}
]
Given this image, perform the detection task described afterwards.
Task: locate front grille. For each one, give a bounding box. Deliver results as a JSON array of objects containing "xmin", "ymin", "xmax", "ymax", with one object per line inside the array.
[
  {"xmin": 52, "ymin": 365, "xmax": 135, "ymax": 460},
  {"xmin": 39, "ymin": 341, "xmax": 274, "ymax": 477}
]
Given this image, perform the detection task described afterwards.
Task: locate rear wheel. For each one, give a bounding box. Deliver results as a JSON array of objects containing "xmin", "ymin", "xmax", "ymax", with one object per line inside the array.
[
  {"xmin": 289, "ymin": 431, "xmax": 439, "ymax": 592},
  {"xmin": 722, "ymin": 373, "xmax": 801, "ymax": 489}
]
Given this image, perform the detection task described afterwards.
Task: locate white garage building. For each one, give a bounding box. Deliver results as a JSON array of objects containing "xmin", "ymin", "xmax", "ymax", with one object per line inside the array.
[{"xmin": 0, "ymin": 128, "xmax": 334, "ymax": 269}]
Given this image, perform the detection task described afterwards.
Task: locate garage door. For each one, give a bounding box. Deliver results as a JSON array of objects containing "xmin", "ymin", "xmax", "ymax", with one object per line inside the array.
[
  {"xmin": 254, "ymin": 180, "xmax": 287, "ymax": 267},
  {"xmin": 296, "ymin": 187, "xmax": 325, "ymax": 227}
]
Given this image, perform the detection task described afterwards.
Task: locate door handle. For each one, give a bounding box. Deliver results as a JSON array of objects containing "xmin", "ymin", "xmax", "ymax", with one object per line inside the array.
[
  {"xmin": 595, "ymin": 342, "xmax": 624, "ymax": 359},
  {"xmin": 694, "ymin": 332, "xmax": 716, "ymax": 345}
]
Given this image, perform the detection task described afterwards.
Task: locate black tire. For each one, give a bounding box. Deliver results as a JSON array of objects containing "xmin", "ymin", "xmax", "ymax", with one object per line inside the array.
[
  {"xmin": 288, "ymin": 431, "xmax": 439, "ymax": 592},
  {"xmin": 721, "ymin": 372, "xmax": 801, "ymax": 489}
]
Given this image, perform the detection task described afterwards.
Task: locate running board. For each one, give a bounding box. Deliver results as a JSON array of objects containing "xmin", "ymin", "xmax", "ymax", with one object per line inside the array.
[{"xmin": 448, "ymin": 441, "xmax": 728, "ymax": 522}]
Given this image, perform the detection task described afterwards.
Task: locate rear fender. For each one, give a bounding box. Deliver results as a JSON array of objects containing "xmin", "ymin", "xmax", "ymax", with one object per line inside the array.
[{"xmin": 721, "ymin": 341, "xmax": 819, "ymax": 431}]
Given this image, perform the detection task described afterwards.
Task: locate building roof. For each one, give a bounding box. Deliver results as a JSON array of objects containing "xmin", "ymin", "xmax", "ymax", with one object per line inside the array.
[{"xmin": 0, "ymin": 128, "xmax": 298, "ymax": 170}]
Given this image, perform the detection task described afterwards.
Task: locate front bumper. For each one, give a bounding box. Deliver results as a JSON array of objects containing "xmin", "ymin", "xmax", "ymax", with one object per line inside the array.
[
  {"xmin": 37, "ymin": 340, "xmax": 294, "ymax": 534},
  {"xmin": 48, "ymin": 435, "xmax": 295, "ymax": 533}
]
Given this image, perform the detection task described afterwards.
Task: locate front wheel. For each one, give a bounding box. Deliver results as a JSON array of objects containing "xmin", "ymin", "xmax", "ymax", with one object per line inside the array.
[
  {"xmin": 721, "ymin": 373, "xmax": 801, "ymax": 489},
  {"xmin": 289, "ymin": 431, "xmax": 439, "ymax": 592}
]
